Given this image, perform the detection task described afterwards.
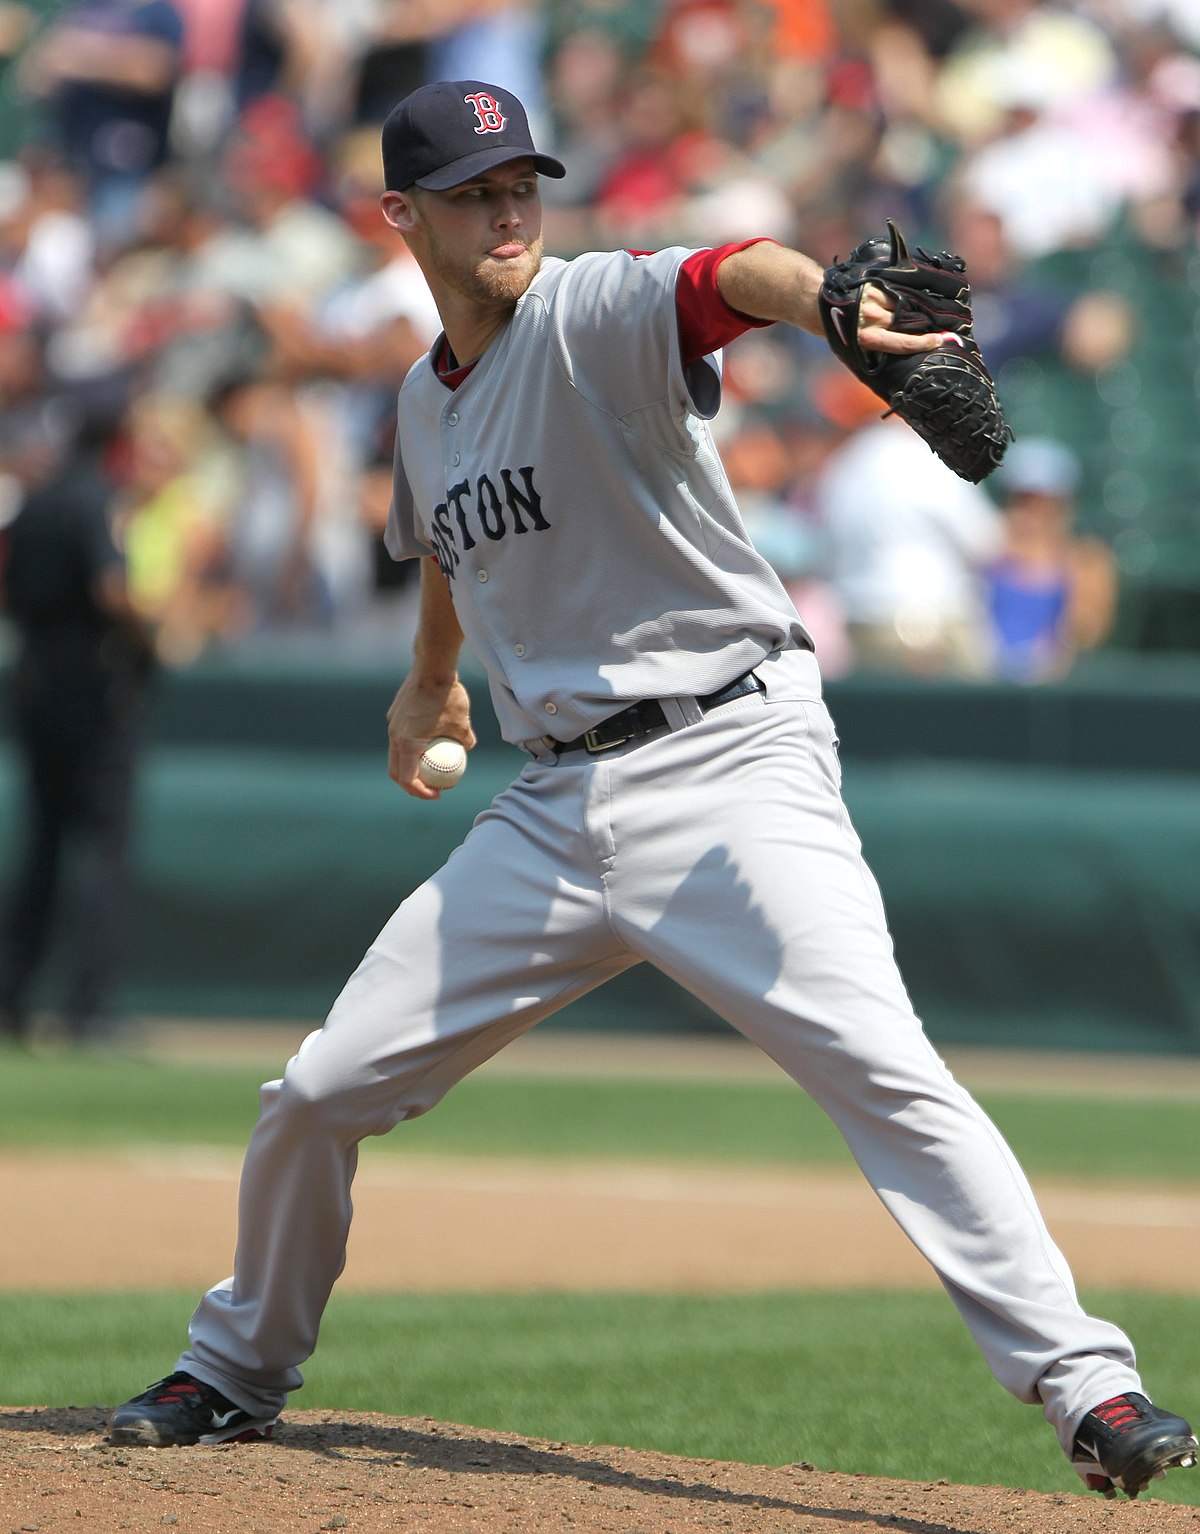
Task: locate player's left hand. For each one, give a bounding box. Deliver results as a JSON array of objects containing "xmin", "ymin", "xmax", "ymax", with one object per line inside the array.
[
  {"xmin": 817, "ymin": 221, "xmax": 1013, "ymax": 482},
  {"xmin": 856, "ymin": 282, "xmax": 946, "ymax": 354},
  {"xmin": 387, "ymin": 673, "xmax": 475, "ymax": 800}
]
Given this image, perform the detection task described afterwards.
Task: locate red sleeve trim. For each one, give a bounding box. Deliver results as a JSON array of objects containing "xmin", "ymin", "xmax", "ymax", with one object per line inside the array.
[{"xmin": 676, "ymin": 239, "xmax": 778, "ymax": 366}]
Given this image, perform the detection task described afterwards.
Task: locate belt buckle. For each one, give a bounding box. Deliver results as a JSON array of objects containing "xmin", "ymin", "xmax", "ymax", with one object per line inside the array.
[{"xmin": 584, "ymin": 726, "xmax": 632, "ymax": 754}]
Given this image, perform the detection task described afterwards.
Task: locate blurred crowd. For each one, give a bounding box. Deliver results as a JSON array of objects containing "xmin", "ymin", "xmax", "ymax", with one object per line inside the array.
[{"xmin": 1, "ymin": 0, "xmax": 1199, "ymax": 680}]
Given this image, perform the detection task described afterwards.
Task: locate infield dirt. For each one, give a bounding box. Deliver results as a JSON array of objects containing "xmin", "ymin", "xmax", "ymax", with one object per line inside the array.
[{"xmin": 3, "ymin": 1407, "xmax": 1199, "ymax": 1534}]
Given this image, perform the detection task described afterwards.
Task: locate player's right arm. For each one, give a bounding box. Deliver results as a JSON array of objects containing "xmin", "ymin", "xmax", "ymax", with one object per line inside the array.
[{"xmin": 386, "ymin": 557, "xmax": 476, "ymax": 800}]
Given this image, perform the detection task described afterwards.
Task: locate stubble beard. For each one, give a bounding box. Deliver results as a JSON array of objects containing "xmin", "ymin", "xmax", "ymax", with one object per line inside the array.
[{"xmin": 434, "ymin": 231, "xmax": 545, "ymax": 307}]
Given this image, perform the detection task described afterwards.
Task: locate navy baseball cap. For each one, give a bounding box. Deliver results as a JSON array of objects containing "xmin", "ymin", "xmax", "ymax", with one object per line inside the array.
[{"xmin": 382, "ymin": 80, "xmax": 566, "ymax": 192}]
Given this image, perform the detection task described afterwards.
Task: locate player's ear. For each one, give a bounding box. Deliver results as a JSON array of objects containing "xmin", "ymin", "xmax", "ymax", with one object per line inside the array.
[{"xmin": 381, "ymin": 190, "xmax": 419, "ymax": 236}]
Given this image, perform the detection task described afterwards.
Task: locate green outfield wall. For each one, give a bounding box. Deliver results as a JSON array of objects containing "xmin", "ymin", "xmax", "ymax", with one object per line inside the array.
[{"xmin": 3, "ymin": 652, "xmax": 1200, "ymax": 1051}]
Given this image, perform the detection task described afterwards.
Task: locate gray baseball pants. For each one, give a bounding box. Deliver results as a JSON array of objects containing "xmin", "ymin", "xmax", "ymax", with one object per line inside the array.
[{"xmin": 179, "ymin": 647, "xmax": 1140, "ymax": 1456}]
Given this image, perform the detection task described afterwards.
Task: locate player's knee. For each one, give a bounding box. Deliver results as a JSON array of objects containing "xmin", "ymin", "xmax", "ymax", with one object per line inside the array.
[
  {"xmin": 270, "ymin": 1051, "xmax": 438, "ymax": 1140},
  {"xmin": 270, "ymin": 1060, "xmax": 368, "ymax": 1138}
]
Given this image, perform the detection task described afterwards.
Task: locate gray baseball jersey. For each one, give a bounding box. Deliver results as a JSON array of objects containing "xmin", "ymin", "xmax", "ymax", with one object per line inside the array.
[
  {"xmin": 177, "ymin": 240, "xmax": 1147, "ymax": 1476},
  {"xmin": 385, "ymin": 247, "xmax": 812, "ymax": 747}
]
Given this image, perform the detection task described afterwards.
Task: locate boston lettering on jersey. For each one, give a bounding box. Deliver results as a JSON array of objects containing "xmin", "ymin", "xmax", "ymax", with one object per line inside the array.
[{"xmin": 429, "ymin": 465, "xmax": 551, "ymax": 578}]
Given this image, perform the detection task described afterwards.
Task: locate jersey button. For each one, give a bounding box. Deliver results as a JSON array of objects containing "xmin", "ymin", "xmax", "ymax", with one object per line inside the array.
[
  {"xmin": 545, "ymin": 702, "xmax": 558, "ymax": 715},
  {"xmin": 514, "ymin": 643, "xmax": 526, "ymax": 657},
  {"xmin": 452, "ymin": 452, "xmax": 461, "ymax": 466},
  {"xmin": 476, "ymin": 570, "xmax": 488, "ymax": 582},
  {"xmin": 447, "ymin": 411, "xmax": 459, "ymax": 425}
]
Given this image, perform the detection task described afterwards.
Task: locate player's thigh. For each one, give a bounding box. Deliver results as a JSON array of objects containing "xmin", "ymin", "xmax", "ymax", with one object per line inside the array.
[
  {"xmin": 288, "ymin": 765, "xmax": 633, "ymax": 1119},
  {"xmin": 612, "ymin": 699, "xmax": 925, "ymax": 1074}
]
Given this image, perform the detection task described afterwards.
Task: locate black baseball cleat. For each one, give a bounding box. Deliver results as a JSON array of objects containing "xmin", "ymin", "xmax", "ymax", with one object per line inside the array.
[
  {"xmin": 108, "ymin": 1371, "xmax": 279, "ymax": 1446},
  {"xmin": 1071, "ymin": 1393, "xmax": 1197, "ymax": 1498}
]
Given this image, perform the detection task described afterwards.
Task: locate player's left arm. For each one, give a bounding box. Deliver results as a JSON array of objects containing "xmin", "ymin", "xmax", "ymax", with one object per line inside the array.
[{"xmin": 714, "ymin": 241, "xmax": 941, "ymax": 356}]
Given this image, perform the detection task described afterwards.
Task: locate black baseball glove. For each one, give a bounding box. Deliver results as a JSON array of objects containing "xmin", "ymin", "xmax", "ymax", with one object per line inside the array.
[{"xmin": 817, "ymin": 220, "xmax": 1013, "ymax": 484}]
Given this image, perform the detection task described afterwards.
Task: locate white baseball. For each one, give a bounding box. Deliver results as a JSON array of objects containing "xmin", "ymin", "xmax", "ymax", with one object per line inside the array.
[{"xmin": 418, "ymin": 736, "xmax": 468, "ymax": 789}]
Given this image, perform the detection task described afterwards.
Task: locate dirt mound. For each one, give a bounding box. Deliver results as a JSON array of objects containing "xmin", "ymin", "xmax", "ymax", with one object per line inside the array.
[{"xmin": 2, "ymin": 1407, "xmax": 1192, "ymax": 1534}]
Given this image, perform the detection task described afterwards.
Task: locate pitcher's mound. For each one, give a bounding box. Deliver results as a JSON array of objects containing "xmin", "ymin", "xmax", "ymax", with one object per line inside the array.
[{"xmin": 1, "ymin": 1407, "xmax": 1192, "ymax": 1533}]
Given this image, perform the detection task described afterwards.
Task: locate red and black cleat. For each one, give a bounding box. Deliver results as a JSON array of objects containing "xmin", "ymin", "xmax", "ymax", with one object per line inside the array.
[
  {"xmin": 1072, "ymin": 1394, "xmax": 1197, "ymax": 1498},
  {"xmin": 108, "ymin": 1371, "xmax": 279, "ymax": 1447}
]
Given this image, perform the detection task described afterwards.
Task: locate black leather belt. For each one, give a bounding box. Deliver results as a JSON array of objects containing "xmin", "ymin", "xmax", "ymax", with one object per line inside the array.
[{"xmin": 551, "ymin": 670, "xmax": 764, "ymax": 756}]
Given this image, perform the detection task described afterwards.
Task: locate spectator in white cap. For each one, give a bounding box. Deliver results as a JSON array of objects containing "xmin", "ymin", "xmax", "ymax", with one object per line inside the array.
[{"xmin": 985, "ymin": 437, "xmax": 1117, "ymax": 681}]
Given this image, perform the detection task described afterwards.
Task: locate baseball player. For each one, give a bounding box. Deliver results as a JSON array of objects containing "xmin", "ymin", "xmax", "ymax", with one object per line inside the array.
[{"xmin": 110, "ymin": 80, "xmax": 1196, "ymax": 1501}]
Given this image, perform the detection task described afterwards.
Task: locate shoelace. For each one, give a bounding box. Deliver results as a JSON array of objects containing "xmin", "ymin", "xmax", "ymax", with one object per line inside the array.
[
  {"xmin": 1090, "ymin": 1397, "xmax": 1144, "ymax": 1435},
  {"xmin": 153, "ymin": 1375, "xmax": 246, "ymax": 1423},
  {"xmin": 154, "ymin": 1376, "xmax": 208, "ymax": 1405}
]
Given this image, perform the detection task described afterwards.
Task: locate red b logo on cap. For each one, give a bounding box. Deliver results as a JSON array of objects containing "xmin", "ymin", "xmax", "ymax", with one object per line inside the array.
[{"xmin": 464, "ymin": 92, "xmax": 506, "ymax": 134}]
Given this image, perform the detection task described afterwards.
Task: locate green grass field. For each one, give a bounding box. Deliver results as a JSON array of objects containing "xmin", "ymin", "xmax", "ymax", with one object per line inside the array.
[
  {"xmin": 1, "ymin": 1047, "xmax": 1199, "ymax": 1182},
  {"xmin": 3, "ymin": 1290, "xmax": 1199, "ymax": 1503},
  {"xmin": 2, "ymin": 1043, "xmax": 1199, "ymax": 1503}
]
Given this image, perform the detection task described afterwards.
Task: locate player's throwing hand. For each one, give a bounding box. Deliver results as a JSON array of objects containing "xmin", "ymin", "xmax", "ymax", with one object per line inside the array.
[{"xmin": 387, "ymin": 670, "xmax": 474, "ymax": 799}]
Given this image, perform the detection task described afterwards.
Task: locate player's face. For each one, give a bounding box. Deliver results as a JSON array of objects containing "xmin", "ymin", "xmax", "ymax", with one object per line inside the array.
[{"xmin": 411, "ymin": 160, "xmax": 544, "ymax": 307}]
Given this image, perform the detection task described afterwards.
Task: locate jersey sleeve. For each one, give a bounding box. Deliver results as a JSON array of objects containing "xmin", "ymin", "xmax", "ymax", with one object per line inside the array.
[
  {"xmin": 383, "ymin": 433, "xmax": 431, "ymax": 562},
  {"xmin": 545, "ymin": 248, "xmax": 725, "ymax": 426},
  {"xmin": 676, "ymin": 240, "xmax": 777, "ymax": 366}
]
